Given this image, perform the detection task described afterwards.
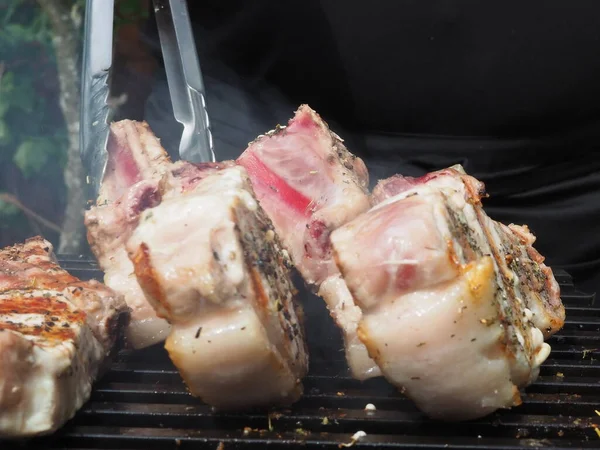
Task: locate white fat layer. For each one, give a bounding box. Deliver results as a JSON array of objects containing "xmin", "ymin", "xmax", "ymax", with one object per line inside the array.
[
  {"xmin": 127, "ymin": 167, "xmax": 308, "ymax": 409},
  {"xmin": 373, "ymin": 177, "xmax": 548, "ymax": 384}
]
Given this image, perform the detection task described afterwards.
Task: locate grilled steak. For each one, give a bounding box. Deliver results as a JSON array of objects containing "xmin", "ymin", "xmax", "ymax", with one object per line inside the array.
[
  {"xmin": 126, "ymin": 166, "xmax": 309, "ymax": 409},
  {"xmin": 330, "ymin": 165, "xmax": 564, "ymax": 420},
  {"xmin": 0, "ymin": 237, "xmax": 129, "ymax": 437},
  {"xmin": 237, "ymin": 105, "xmax": 379, "ymax": 380}
]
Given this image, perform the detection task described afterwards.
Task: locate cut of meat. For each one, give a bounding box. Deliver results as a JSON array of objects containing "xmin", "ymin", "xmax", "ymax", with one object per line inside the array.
[
  {"xmin": 0, "ymin": 237, "xmax": 128, "ymax": 438},
  {"xmin": 237, "ymin": 105, "xmax": 370, "ymax": 286},
  {"xmin": 85, "ymin": 178, "xmax": 169, "ymax": 349},
  {"xmin": 126, "ymin": 166, "xmax": 309, "ymax": 409},
  {"xmin": 0, "ymin": 236, "xmax": 129, "ymax": 357},
  {"xmin": 237, "ymin": 105, "xmax": 377, "ymax": 380},
  {"xmin": 87, "ymin": 119, "xmax": 308, "ymax": 409},
  {"xmin": 0, "ymin": 292, "xmax": 102, "ymax": 438},
  {"xmin": 371, "ymin": 165, "xmax": 564, "ymax": 337},
  {"xmin": 96, "ymin": 120, "xmax": 172, "ymax": 205},
  {"xmin": 85, "ymin": 120, "xmax": 234, "ymax": 349},
  {"xmin": 86, "ymin": 121, "xmax": 173, "ymax": 349},
  {"xmin": 331, "ymin": 165, "xmax": 563, "ymax": 420}
]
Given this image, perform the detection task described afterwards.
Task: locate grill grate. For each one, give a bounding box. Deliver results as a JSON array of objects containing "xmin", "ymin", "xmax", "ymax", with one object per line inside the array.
[{"xmin": 5, "ymin": 257, "xmax": 600, "ymax": 449}]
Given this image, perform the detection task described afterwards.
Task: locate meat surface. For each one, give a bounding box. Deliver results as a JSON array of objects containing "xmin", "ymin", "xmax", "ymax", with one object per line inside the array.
[
  {"xmin": 85, "ymin": 121, "xmax": 172, "ymax": 349},
  {"xmin": 126, "ymin": 166, "xmax": 309, "ymax": 409},
  {"xmin": 0, "ymin": 237, "xmax": 129, "ymax": 438},
  {"xmin": 85, "ymin": 120, "xmax": 234, "ymax": 349},
  {"xmin": 330, "ymin": 165, "xmax": 564, "ymax": 420},
  {"xmin": 0, "ymin": 237, "xmax": 129, "ymax": 356},
  {"xmin": 237, "ymin": 105, "xmax": 378, "ymax": 380},
  {"xmin": 238, "ymin": 105, "xmax": 370, "ymax": 285},
  {"xmin": 371, "ymin": 166, "xmax": 564, "ymax": 337}
]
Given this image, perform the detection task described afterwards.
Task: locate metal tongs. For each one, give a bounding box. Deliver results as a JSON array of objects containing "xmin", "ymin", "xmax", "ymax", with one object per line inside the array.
[{"xmin": 80, "ymin": 0, "xmax": 215, "ymax": 196}]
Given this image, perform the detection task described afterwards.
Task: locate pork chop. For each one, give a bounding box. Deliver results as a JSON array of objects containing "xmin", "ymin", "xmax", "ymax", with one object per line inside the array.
[
  {"xmin": 126, "ymin": 166, "xmax": 309, "ymax": 409},
  {"xmin": 85, "ymin": 120, "xmax": 234, "ymax": 349},
  {"xmin": 237, "ymin": 105, "xmax": 378, "ymax": 379},
  {"xmin": 331, "ymin": 165, "xmax": 563, "ymax": 420}
]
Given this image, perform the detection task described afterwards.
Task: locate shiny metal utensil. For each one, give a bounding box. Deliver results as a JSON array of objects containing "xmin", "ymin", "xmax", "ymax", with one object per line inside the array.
[
  {"xmin": 80, "ymin": 0, "xmax": 114, "ymax": 197},
  {"xmin": 80, "ymin": 0, "xmax": 215, "ymax": 197},
  {"xmin": 153, "ymin": 0, "xmax": 214, "ymax": 164}
]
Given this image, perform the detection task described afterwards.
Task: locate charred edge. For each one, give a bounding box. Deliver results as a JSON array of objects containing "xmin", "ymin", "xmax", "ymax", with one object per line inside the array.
[
  {"xmin": 101, "ymin": 295, "xmax": 132, "ymax": 349},
  {"xmin": 248, "ymin": 265, "xmax": 270, "ymax": 310},
  {"xmin": 0, "ymin": 295, "xmax": 86, "ymax": 341},
  {"xmin": 129, "ymin": 242, "xmax": 170, "ymax": 320},
  {"xmin": 441, "ymin": 188, "xmax": 528, "ymax": 368},
  {"xmin": 460, "ymin": 173, "xmax": 488, "ymax": 205},
  {"xmin": 496, "ymin": 223, "xmax": 549, "ymax": 321},
  {"xmin": 98, "ymin": 305, "xmax": 132, "ymax": 376},
  {"xmin": 234, "ymin": 203, "xmax": 308, "ymax": 373},
  {"xmin": 499, "ymin": 224, "xmax": 564, "ymax": 335},
  {"xmin": 517, "ymin": 226, "xmax": 562, "ymax": 311},
  {"xmin": 331, "ymin": 138, "xmax": 369, "ymax": 190},
  {"xmin": 472, "ymin": 208, "xmax": 533, "ymax": 358},
  {"xmin": 442, "ymin": 195, "xmax": 481, "ymax": 262}
]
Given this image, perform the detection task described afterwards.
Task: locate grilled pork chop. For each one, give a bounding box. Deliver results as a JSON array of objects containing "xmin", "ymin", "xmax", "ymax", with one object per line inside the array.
[
  {"xmin": 85, "ymin": 120, "xmax": 172, "ymax": 349},
  {"xmin": 370, "ymin": 167, "xmax": 564, "ymax": 337},
  {"xmin": 126, "ymin": 166, "xmax": 309, "ymax": 409},
  {"xmin": 330, "ymin": 165, "xmax": 563, "ymax": 420},
  {"xmin": 85, "ymin": 120, "xmax": 234, "ymax": 349},
  {"xmin": 0, "ymin": 237, "xmax": 129, "ymax": 437},
  {"xmin": 237, "ymin": 105, "xmax": 379, "ymax": 380}
]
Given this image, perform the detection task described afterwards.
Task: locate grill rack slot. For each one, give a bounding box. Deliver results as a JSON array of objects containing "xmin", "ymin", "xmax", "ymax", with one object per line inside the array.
[{"xmin": 3, "ymin": 260, "xmax": 599, "ymax": 449}]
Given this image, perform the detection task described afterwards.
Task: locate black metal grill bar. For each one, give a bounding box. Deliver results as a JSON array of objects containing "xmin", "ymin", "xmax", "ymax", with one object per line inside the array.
[
  {"xmin": 40, "ymin": 428, "xmax": 600, "ymax": 450},
  {"xmin": 101, "ymin": 360, "xmax": 600, "ymax": 379},
  {"xmin": 4, "ymin": 262, "xmax": 599, "ymax": 450}
]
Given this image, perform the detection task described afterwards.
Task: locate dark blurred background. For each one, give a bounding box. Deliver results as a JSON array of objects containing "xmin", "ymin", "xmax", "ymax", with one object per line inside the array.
[{"xmin": 1, "ymin": 0, "xmax": 600, "ymax": 292}]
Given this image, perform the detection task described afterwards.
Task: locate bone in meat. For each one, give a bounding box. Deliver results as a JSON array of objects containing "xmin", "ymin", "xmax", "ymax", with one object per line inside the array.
[
  {"xmin": 330, "ymin": 165, "xmax": 563, "ymax": 420},
  {"xmin": 237, "ymin": 105, "xmax": 379, "ymax": 380},
  {"xmin": 85, "ymin": 120, "xmax": 234, "ymax": 349}
]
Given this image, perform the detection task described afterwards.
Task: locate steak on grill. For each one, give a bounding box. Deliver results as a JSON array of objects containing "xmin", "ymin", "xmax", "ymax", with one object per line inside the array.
[
  {"xmin": 0, "ymin": 237, "xmax": 129, "ymax": 438},
  {"xmin": 330, "ymin": 165, "xmax": 564, "ymax": 420},
  {"xmin": 237, "ymin": 105, "xmax": 380, "ymax": 380},
  {"xmin": 127, "ymin": 165, "xmax": 309, "ymax": 409},
  {"xmin": 370, "ymin": 167, "xmax": 564, "ymax": 337},
  {"xmin": 86, "ymin": 120, "xmax": 309, "ymax": 409},
  {"xmin": 85, "ymin": 120, "xmax": 234, "ymax": 349}
]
